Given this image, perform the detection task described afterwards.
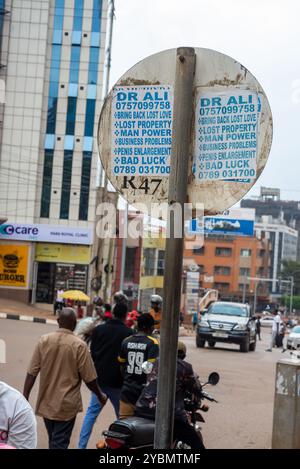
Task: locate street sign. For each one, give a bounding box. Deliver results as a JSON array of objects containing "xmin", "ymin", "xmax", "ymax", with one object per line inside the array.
[
  {"xmin": 186, "ymin": 271, "xmax": 200, "ymax": 315},
  {"xmin": 98, "ymin": 48, "xmax": 273, "ymax": 215},
  {"xmin": 189, "ymin": 208, "xmax": 255, "ymax": 237}
]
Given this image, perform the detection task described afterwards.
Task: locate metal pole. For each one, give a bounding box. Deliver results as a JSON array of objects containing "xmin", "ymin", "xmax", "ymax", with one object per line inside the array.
[
  {"xmin": 290, "ymin": 276, "xmax": 294, "ymax": 316},
  {"xmin": 242, "ymin": 274, "xmax": 247, "ymax": 303},
  {"xmin": 93, "ymin": 0, "xmax": 117, "ymax": 303},
  {"xmin": 119, "ymin": 203, "xmax": 128, "ymax": 292},
  {"xmin": 253, "ymin": 281, "xmax": 258, "ymax": 314},
  {"xmin": 97, "ymin": 0, "xmax": 115, "ymax": 187},
  {"xmin": 154, "ymin": 47, "xmax": 196, "ymax": 449}
]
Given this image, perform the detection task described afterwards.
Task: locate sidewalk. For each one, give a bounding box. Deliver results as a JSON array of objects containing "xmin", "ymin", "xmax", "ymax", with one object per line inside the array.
[{"xmin": 0, "ymin": 298, "xmax": 55, "ymax": 321}]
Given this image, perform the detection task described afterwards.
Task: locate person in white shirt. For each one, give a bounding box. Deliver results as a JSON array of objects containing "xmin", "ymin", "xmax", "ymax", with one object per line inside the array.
[
  {"xmin": 0, "ymin": 381, "xmax": 37, "ymax": 449},
  {"xmin": 54, "ymin": 289, "xmax": 65, "ymax": 315},
  {"xmin": 266, "ymin": 310, "xmax": 281, "ymax": 352}
]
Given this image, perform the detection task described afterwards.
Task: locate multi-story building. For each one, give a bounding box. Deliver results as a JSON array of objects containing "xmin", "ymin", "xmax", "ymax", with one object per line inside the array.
[
  {"xmin": 183, "ymin": 235, "xmax": 271, "ymax": 307},
  {"xmin": 242, "ymin": 187, "xmax": 300, "ymax": 260},
  {"xmin": 0, "ymin": 0, "xmax": 108, "ymax": 303},
  {"xmin": 255, "ymin": 216, "xmax": 298, "ymax": 293}
]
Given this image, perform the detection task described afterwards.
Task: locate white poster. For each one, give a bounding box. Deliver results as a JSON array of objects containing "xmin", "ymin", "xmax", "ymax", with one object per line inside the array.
[
  {"xmin": 194, "ymin": 90, "xmax": 260, "ymax": 181},
  {"xmin": 111, "ymin": 85, "xmax": 173, "ymax": 176}
]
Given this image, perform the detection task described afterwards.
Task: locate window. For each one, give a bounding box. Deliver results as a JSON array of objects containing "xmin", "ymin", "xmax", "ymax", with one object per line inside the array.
[
  {"xmin": 209, "ymin": 302, "xmax": 249, "ymax": 317},
  {"xmin": 214, "ymin": 266, "xmax": 231, "ymax": 276},
  {"xmin": 40, "ymin": 150, "xmax": 54, "ymax": 218},
  {"xmin": 193, "ymin": 246, "xmax": 205, "ymax": 255},
  {"xmin": 60, "ymin": 150, "xmax": 73, "ymax": 219},
  {"xmin": 240, "ymin": 268, "xmax": 250, "ymax": 277},
  {"xmin": 238, "ymin": 284, "xmax": 250, "ymax": 291},
  {"xmin": 213, "ymin": 282, "xmax": 230, "ymax": 292},
  {"xmin": 157, "ymin": 250, "xmax": 165, "ymax": 276},
  {"xmin": 256, "ymin": 267, "xmax": 264, "ymax": 276},
  {"xmin": 66, "ymin": 97, "xmax": 77, "ymax": 135},
  {"xmin": 53, "ymin": 0, "xmax": 65, "ymax": 31},
  {"xmin": 84, "ymin": 99, "xmax": 96, "ymax": 136},
  {"xmin": 257, "ymin": 249, "xmax": 266, "ymax": 258},
  {"xmin": 144, "ymin": 248, "xmax": 156, "ymax": 276},
  {"xmin": 92, "ymin": 0, "xmax": 103, "ymax": 32},
  {"xmin": 241, "ymin": 249, "xmax": 251, "ymax": 257},
  {"xmin": 88, "ymin": 47, "xmax": 100, "ymax": 84},
  {"xmin": 124, "ymin": 248, "xmax": 137, "ymax": 282},
  {"xmin": 73, "ymin": 0, "xmax": 84, "ymax": 30},
  {"xmin": 215, "ymin": 247, "xmax": 232, "ymax": 257},
  {"xmin": 79, "ymin": 151, "xmax": 92, "ymax": 220},
  {"xmin": 69, "ymin": 46, "xmax": 81, "ymax": 83}
]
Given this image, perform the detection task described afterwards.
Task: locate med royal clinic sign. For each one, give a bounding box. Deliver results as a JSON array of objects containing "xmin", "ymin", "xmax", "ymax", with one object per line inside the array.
[{"xmin": 0, "ymin": 223, "xmax": 93, "ymax": 245}]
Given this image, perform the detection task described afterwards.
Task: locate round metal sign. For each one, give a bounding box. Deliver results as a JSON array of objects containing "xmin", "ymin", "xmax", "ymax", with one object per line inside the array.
[{"xmin": 98, "ymin": 47, "xmax": 272, "ymax": 214}]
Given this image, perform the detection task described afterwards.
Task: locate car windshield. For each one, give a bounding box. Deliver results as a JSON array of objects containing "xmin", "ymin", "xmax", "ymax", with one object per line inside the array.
[
  {"xmin": 292, "ymin": 326, "xmax": 300, "ymax": 334},
  {"xmin": 208, "ymin": 303, "xmax": 248, "ymax": 317}
]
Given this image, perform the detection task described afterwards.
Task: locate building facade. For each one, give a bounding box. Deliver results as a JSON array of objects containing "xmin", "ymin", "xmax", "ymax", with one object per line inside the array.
[
  {"xmin": 183, "ymin": 235, "xmax": 271, "ymax": 308},
  {"xmin": 255, "ymin": 217, "xmax": 298, "ymax": 293},
  {"xmin": 0, "ymin": 0, "xmax": 108, "ymax": 303},
  {"xmin": 242, "ymin": 187, "xmax": 300, "ymax": 260}
]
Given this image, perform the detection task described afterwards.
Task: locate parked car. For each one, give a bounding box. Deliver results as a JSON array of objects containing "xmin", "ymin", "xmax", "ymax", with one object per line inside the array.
[
  {"xmin": 196, "ymin": 301, "xmax": 256, "ymax": 353},
  {"xmin": 287, "ymin": 326, "xmax": 300, "ymax": 350},
  {"xmin": 260, "ymin": 316, "xmax": 274, "ymax": 327}
]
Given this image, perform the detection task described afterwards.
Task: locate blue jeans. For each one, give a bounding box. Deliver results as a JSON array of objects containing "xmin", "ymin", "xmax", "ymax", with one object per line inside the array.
[{"xmin": 78, "ymin": 386, "xmax": 121, "ymax": 449}]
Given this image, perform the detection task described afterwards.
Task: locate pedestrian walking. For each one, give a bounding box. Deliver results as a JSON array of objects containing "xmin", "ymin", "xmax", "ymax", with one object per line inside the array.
[
  {"xmin": 78, "ymin": 302, "xmax": 132, "ymax": 449},
  {"xmin": 255, "ymin": 315, "xmax": 261, "ymax": 341},
  {"xmin": 179, "ymin": 311, "xmax": 185, "ymax": 327},
  {"xmin": 278, "ymin": 321, "xmax": 287, "ymax": 352},
  {"xmin": 266, "ymin": 310, "xmax": 281, "ymax": 352},
  {"xmin": 118, "ymin": 313, "xmax": 159, "ymax": 419},
  {"xmin": 192, "ymin": 312, "xmax": 198, "ymax": 331},
  {"xmin": 23, "ymin": 308, "xmax": 107, "ymax": 449},
  {"xmin": 0, "ymin": 381, "xmax": 37, "ymax": 449},
  {"xmin": 53, "ymin": 288, "xmax": 64, "ymax": 315}
]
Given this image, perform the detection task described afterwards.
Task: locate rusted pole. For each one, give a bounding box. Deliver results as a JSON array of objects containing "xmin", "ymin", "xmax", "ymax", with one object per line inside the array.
[{"xmin": 154, "ymin": 47, "xmax": 196, "ymax": 449}]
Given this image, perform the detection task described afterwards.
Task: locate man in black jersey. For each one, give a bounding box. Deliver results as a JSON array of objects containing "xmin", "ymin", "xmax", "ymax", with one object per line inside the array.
[{"xmin": 118, "ymin": 313, "xmax": 159, "ymax": 419}]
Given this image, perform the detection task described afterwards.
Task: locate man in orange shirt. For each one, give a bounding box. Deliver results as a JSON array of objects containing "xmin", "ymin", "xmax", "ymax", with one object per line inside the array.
[{"xmin": 149, "ymin": 295, "xmax": 163, "ymax": 331}]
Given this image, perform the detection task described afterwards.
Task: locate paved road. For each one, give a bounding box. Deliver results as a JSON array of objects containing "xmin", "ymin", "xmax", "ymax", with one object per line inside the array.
[{"xmin": 0, "ymin": 319, "xmax": 284, "ymax": 448}]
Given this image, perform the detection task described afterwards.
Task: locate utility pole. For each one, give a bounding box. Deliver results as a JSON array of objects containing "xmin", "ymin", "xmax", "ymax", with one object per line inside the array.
[
  {"xmin": 290, "ymin": 276, "xmax": 294, "ymax": 315},
  {"xmin": 92, "ymin": 0, "xmax": 116, "ymax": 302},
  {"xmin": 253, "ymin": 281, "xmax": 258, "ymax": 314},
  {"xmin": 242, "ymin": 273, "xmax": 247, "ymax": 303},
  {"xmin": 119, "ymin": 203, "xmax": 128, "ymax": 292},
  {"xmin": 154, "ymin": 47, "xmax": 196, "ymax": 449}
]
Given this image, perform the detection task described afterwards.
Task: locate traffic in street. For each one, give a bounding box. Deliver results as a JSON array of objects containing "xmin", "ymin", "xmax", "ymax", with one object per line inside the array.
[{"xmin": 0, "ymin": 317, "xmax": 284, "ymax": 449}]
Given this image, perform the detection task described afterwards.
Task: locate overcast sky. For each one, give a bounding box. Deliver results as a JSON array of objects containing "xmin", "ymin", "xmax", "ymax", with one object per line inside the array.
[{"xmin": 108, "ymin": 0, "xmax": 300, "ymax": 202}]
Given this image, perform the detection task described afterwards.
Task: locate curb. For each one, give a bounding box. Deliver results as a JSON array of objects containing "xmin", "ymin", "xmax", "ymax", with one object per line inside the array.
[{"xmin": 0, "ymin": 312, "xmax": 57, "ymax": 325}]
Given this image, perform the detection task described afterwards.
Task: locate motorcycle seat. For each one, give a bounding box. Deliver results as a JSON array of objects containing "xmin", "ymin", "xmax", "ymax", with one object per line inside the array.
[{"xmin": 108, "ymin": 416, "xmax": 155, "ymax": 447}]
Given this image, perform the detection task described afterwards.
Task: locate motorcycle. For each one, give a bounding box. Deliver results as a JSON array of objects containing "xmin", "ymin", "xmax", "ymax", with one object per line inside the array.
[{"xmin": 101, "ymin": 371, "xmax": 219, "ymax": 450}]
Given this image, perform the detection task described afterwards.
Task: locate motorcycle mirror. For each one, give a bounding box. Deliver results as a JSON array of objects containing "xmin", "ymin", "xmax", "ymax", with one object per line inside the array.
[
  {"xmin": 208, "ymin": 372, "xmax": 220, "ymax": 386},
  {"xmin": 141, "ymin": 361, "xmax": 154, "ymax": 375}
]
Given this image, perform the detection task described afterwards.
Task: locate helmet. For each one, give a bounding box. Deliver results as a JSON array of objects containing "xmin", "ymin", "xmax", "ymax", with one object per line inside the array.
[
  {"xmin": 150, "ymin": 294, "xmax": 163, "ymax": 305},
  {"xmin": 113, "ymin": 291, "xmax": 128, "ymax": 304},
  {"xmin": 93, "ymin": 296, "xmax": 103, "ymax": 306}
]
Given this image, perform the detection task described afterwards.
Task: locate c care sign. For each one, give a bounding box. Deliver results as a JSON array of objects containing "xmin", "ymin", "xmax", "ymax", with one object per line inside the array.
[
  {"xmin": 112, "ymin": 86, "xmax": 173, "ymax": 176},
  {"xmin": 195, "ymin": 90, "xmax": 259, "ymax": 182},
  {"xmin": 98, "ymin": 48, "xmax": 272, "ymax": 214}
]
